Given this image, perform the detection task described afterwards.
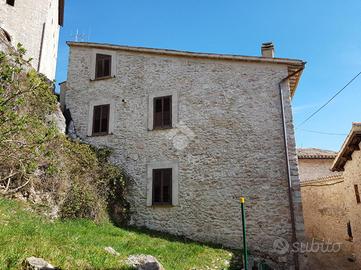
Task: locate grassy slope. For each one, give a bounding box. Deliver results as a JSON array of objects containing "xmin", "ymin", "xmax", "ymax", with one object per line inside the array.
[{"xmin": 0, "ymin": 198, "xmax": 235, "ymax": 270}]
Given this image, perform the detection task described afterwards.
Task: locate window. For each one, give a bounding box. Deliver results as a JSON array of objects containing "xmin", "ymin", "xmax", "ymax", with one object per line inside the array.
[
  {"xmin": 92, "ymin": 104, "xmax": 110, "ymax": 135},
  {"xmin": 347, "ymin": 221, "xmax": 353, "ymax": 240},
  {"xmin": 153, "ymin": 96, "xmax": 172, "ymax": 129},
  {"xmin": 354, "ymin": 184, "xmax": 361, "ymax": 204},
  {"xmin": 6, "ymin": 0, "xmax": 15, "ymax": 6},
  {"xmin": 3, "ymin": 30, "xmax": 11, "ymax": 42},
  {"xmin": 152, "ymin": 168, "xmax": 172, "ymax": 205},
  {"xmin": 95, "ymin": 54, "xmax": 111, "ymax": 79}
]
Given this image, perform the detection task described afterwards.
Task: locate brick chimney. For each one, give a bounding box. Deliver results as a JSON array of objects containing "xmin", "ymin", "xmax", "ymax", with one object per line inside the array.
[{"xmin": 261, "ymin": 42, "xmax": 274, "ymax": 58}]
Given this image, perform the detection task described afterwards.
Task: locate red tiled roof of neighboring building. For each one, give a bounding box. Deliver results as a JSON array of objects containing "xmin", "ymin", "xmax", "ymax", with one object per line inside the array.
[
  {"xmin": 297, "ymin": 148, "xmax": 337, "ymax": 159},
  {"xmin": 300, "ymin": 173, "xmax": 344, "ymax": 186}
]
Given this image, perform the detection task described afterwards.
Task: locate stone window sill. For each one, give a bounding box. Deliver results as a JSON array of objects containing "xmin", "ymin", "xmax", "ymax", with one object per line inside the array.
[
  {"xmin": 150, "ymin": 204, "xmax": 174, "ymax": 208},
  {"xmin": 90, "ymin": 75, "xmax": 115, "ymax": 82},
  {"xmin": 88, "ymin": 133, "xmax": 113, "ymax": 137},
  {"xmin": 149, "ymin": 126, "xmax": 174, "ymax": 131}
]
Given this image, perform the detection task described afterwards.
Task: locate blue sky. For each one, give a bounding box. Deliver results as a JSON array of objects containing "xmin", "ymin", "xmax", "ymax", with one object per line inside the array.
[{"xmin": 55, "ymin": 0, "xmax": 361, "ymax": 151}]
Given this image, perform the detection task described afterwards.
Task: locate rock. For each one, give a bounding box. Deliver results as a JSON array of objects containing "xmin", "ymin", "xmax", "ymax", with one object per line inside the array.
[
  {"xmin": 104, "ymin": 246, "xmax": 119, "ymax": 256},
  {"xmin": 22, "ymin": 257, "xmax": 55, "ymax": 270},
  {"xmin": 126, "ymin": 254, "xmax": 164, "ymax": 270},
  {"xmin": 46, "ymin": 104, "xmax": 66, "ymax": 134},
  {"xmin": 67, "ymin": 120, "xmax": 77, "ymax": 139}
]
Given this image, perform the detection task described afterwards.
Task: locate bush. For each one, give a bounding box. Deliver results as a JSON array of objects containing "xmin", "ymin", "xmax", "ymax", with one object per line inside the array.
[{"xmin": 0, "ymin": 44, "xmax": 129, "ymax": 224}]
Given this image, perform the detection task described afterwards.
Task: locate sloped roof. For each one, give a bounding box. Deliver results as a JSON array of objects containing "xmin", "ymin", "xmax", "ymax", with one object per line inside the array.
[
  {"xmin": 297, "ymin": 148, "xmax": 338, "ymax": 159},
  {"xmin": 332, "ymin": 123, "xmax": 361, "ymax": 171},
  {"xmin": 67, "ymin": 41, "xmax": 305, "ymax": 97},
  {"xmin": 300, "ymin": 173, "xmax": 343, "ymax": 186}
]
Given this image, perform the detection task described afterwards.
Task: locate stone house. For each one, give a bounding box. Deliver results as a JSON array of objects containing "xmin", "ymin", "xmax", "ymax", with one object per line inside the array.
[
  {"xmin": 61, "ymin": 41, "xmax": 306, "ymax": 269},
  {"xmin": 297, "ymin": 149, "xmax": 349, "ymax": 247},
  {"xmin": 298, "ymin": 127, "xmax": 361, "ymax": 267},
  {"xmin": 297, "ymin": 148, "xmax": 338, "ymax": 182},
  {"xmin": 0, "ymin": 0, "xmax": 65, "ymax": 80},
  {"xmin": 331, "ymin": 123, "xmax": 361, "ymax": 264}
]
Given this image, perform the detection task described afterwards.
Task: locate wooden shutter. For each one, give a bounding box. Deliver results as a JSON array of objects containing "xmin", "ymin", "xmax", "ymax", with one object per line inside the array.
[
  {"xmin": 153, "ymin": 96, "xmax": 172, "ymax": 129},
  {"xmin": 95, "ymin": 54, "xmax": 112, "ymax": 79},
  {"xmin": 163, "ymin": 96, "xmax": 172, "ymax": 127},
  {"xmin": 154, "ymin": 98, "xmax": 163, "ymax": 129},
  {"xmin": 152, "ymin": 168, "xmax": 172, "ymax": 205},
  {"xmin": 92, "ymin": 104, "xmax": 110, "ymax": 135},
  {"xmin": 153, "ymin": 170, "xmax": 162, "ymax": 204}
]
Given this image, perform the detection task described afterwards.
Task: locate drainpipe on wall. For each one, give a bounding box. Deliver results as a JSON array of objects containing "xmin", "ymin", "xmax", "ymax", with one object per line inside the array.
[{"xmin": 278, "ymin": 67, "xmax": 304, "ymax": 270}]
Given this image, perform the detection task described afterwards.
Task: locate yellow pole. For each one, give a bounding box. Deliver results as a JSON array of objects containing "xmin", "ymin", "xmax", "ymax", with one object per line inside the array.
[{"xmin": 240, "ymin": 197, "xmax": 248, "ymax": 270}]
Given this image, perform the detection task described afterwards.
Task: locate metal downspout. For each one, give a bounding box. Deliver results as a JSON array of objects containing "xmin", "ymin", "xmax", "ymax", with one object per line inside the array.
[{"xmin": 278, "ymin": 67, "xmax": 304, "ymax": 270}]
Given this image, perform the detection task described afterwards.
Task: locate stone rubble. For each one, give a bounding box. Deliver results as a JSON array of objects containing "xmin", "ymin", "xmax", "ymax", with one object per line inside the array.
[
  {"xmin": 22, "ymin": 257, "xmax": 56, "ymax": 270},
  {"xmin": 104, "ymin": 246, "xmax": 120, "ymax": 256},
  {"xmin": 126, "ymin": 254, "xmax": 164, "ymax": 270}
]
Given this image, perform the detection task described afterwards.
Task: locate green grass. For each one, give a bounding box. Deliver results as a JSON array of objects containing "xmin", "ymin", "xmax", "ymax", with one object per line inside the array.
[{"xmin": 0, "ymin": 198, "xmax": 237, "ymax": 269}]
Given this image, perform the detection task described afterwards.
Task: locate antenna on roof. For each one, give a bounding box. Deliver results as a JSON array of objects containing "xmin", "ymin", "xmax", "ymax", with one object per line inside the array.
[{"xmin": 70, "ymin": 29, "xmax": 88, "ymax": 42}]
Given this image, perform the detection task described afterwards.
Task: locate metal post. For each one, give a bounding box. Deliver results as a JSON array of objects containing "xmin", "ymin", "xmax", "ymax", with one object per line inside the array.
[{"xmin": 240, "ymin": 197, "xmax": 248, "ymax": 270}]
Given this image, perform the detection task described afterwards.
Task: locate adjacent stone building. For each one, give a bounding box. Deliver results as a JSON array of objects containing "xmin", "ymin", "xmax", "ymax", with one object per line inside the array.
[
  {"xmin": 332, "ymin": 123, "xmax": 361, "ymax": 265},
  {"xmin": 298, "ymin": 126, "xmax": 361, "ymax": 267},
  {"xmin": 297, "ymin": 148, "xmax": 338, "ymax": 182},
  {"xmin": 61, "ymin": 41, "xmax": 306, "ymax": 269},
  {"xmin": 0, "ymin": 0, "xmax": 65, "ymax": 80},
  {"xmin": 298, "ymin": 148, "xmax": 353, "ymax": 255}
]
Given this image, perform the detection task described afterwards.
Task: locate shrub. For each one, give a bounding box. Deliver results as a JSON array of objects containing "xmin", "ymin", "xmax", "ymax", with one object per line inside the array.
[{"xmin": 0, "ymin": 44, "xmax": 129, "ymax": 224}]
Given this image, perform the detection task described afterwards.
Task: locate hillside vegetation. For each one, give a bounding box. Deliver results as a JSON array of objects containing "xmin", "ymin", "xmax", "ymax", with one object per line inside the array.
[{"xmin": 0, "ymin": 44, "xmax": 128, "ymax": 224}]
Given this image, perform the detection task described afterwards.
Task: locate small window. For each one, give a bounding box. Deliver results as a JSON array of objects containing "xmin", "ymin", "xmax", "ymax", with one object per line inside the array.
[
  {"xmin": 347, "ymin": 221, "xmax": 353, "ymax": 240},
  {"xmin": 95, "ymin": 54, "xmax": 111, "ymax": 79},
  {"xmin": 152, "ymin": 168, "xmax": 172, "ymax": 205},
  {"xmin": 6, "ymin": 0, "xmax": 15, "ymax": 6},
  {"xmin": 92, "ymin": 104, "xmax": 110, "ymax": 136},
  {"xmin": 3, "ymin": 30, "xmax": 11, "ymax": 42},
  {"xmin": 354, "ymin": 185, "xmax": 361, "ymax": 204},
  {"xmin": 153, "ymin": 96, "xmax": 172, "ymax": 129}
]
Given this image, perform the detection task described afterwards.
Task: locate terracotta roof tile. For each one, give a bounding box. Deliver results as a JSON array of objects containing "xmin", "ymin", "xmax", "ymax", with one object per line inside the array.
[{"xmin": 297, "ymin": 148, "xmax": 337, "ymax": 159}]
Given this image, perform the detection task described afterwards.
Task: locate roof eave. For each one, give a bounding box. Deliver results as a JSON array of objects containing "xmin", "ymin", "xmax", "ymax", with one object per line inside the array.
[
  {"xmin": 332, "ymin": 123, "xmax": 361, "ymax": 171},
  {"xmin": 66, "ymin": 41, "xmax": 305, "ymax": 65},
  {"xmin": 67, "ymin": 41, "xmax": 305, "ymax": 97}
]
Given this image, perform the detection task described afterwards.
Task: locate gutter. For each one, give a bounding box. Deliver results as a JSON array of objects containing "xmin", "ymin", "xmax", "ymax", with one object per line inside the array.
[{"xmin": 278, "ymin": 66, "xmax": 304, "ymax": 270}]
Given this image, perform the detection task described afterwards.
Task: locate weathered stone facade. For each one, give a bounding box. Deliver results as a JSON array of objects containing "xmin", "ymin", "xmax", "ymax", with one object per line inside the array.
[
  {"xmin": 332, "ymin": 123, "xmax": 361, "ymax": 266},
  {"xmin": 63, "ymin": 42, "xmax": 305, "ymax": 269},
  {"xmin": 298, "ymin": 148, "xmax": 358, "ymax": 266},
  {"xmin": 0, "ymin": 0, "xmax": 64, "ymax": 80},
  {"xmin": 297, "ymin": 148, "xmax": 338, "ymax": 182},
  {"xmin": 300, "ymin": 175, "xmax": 351, "ymax": 246},
  {"xmin": 299, "ymin": 128, "xmax": 361, "ymax": 267}
]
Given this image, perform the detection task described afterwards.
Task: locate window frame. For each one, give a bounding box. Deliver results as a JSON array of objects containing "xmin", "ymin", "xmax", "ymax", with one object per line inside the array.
[
  {"xmin": 153, "ymin": 95, "xmax": 172, "ymax": 129},
  {"xmin": 148, "ymin": 91, "xmax": 178, "ymax": 130},
  {"xmin": 146, "ymin": 161, "xmax": 178, "ymax": 207},
  {"xmin": 92, "ymin": 104, "xmax": 110, "ymax": 136},
  {"xmin": 152, "ymin": 168, "xmax": 173, "ymax": 205},
  {"xmin": 95, "ymin": 53, "xmax": 112, "ymax": 79}
]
